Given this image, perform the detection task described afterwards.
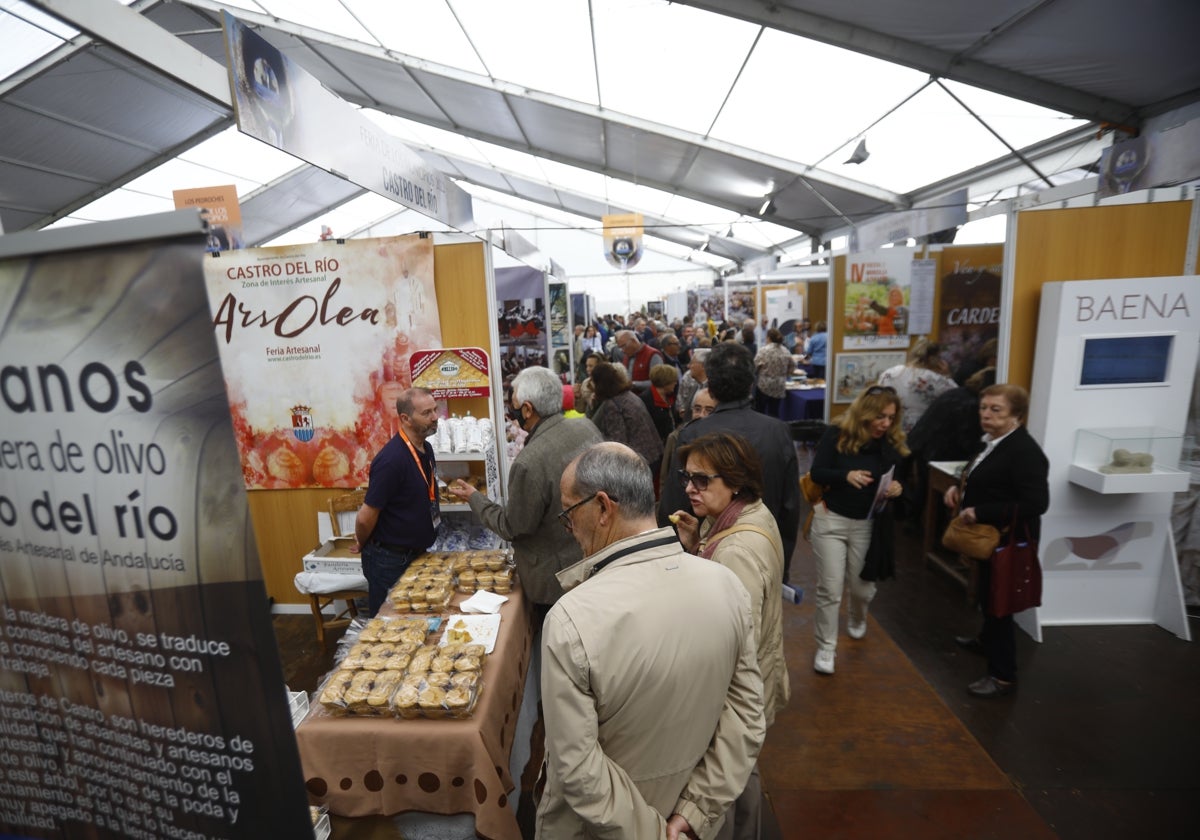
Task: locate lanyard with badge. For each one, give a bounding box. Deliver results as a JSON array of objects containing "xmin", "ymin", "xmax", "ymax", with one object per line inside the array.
[{"xmin": 399, "ymin": 428, "xmax": 440, "ymax": 530}]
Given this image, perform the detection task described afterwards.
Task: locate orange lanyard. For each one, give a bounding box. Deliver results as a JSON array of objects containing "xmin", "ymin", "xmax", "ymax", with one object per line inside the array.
[{"xmin": 398, "ymin": 429, "xmax": 436, "ymax": 502}]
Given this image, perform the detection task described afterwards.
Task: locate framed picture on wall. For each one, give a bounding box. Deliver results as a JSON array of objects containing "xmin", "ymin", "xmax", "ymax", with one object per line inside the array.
[{"xmin": 833, "ymin": 351, "xmax": 906, "ymax": 403}]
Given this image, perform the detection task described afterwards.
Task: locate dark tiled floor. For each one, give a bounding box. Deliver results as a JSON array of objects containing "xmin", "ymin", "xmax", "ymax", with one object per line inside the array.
[{"xmin": 275, "ymin": 470, "xmax": 1200, "ymax": 839}]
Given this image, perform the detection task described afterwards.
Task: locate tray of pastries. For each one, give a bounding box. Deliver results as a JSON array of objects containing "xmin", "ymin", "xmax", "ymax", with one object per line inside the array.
[{"xmin": 317, "ymin": 642, "xmax": 487, "ymax": 719}]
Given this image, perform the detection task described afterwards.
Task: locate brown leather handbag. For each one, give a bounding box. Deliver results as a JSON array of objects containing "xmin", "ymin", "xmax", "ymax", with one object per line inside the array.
[
  {"xmin": 800, "ymin": 473, "xmax": 826, "ymax": 540},
  {"xmin": 941, "ymin": 516, "xmax": 1001, "ymax": 560}
]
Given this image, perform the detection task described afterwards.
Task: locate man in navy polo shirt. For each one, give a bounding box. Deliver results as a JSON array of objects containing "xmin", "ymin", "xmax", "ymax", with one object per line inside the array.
[{"xmin": 354, "ymin": 387, "xmax": 441, "ymax": 615}]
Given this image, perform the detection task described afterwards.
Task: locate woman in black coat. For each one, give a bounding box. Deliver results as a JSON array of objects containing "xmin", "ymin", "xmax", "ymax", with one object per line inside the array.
[{"xmin": 943, "ymin": 384, "xmax": 1049, "ymax": 698}]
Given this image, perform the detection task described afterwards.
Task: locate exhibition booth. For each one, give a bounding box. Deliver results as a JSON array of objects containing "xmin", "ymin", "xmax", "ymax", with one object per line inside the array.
[{"xmin": 0, "ymin": 9, "xmax": 1197, "ymax": 840}]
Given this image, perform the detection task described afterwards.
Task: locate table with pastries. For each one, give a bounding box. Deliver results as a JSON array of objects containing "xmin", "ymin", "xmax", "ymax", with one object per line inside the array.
[{"xmin": 295, "ymin": 557, "xmax": 533, "ymax": 840}]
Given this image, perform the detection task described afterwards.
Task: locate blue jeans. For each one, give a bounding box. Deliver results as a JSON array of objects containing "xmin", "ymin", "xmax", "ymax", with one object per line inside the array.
[{"xmin": 362, "ymin": 542, "xmax": 418, "ymax": 616}]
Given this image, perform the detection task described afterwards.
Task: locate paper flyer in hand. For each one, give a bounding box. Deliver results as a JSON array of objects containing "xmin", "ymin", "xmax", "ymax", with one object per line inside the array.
[{"xmin": 869, "ymin": 466, "xmax": 896, "ymax": 519}]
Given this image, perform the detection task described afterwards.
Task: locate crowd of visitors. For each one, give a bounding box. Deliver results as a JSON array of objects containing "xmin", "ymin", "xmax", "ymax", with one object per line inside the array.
[{"xmin": 354, "ymin": 305, "xmax": 1047, "ymax": 835}]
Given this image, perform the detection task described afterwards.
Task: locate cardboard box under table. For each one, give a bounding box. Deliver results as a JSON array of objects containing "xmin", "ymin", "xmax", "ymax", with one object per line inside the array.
[{"xmin": 296, "ymin": 582, "xmax": 533, "ymax": 840}]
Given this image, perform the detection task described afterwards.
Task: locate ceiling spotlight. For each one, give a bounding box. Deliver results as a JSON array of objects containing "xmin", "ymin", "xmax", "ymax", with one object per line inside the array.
[
  {"xmin": 845, "ymin": 138, "xmax": 870, "ymax": 164},
  {"xmin": 758, "ymin": 198, "xmax": 776, "ymax": 216}
]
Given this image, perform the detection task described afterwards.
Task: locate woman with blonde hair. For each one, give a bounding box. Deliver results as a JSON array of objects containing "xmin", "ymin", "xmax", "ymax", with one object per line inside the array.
[{"xmin": 808, "ymin": 385, "xmax": 908, "ymax": 675}]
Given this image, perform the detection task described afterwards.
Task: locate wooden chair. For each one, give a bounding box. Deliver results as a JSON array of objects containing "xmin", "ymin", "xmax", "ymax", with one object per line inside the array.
[{"xmin": 308, "ymin": 489, "xmax": 368, "ymax": 649}]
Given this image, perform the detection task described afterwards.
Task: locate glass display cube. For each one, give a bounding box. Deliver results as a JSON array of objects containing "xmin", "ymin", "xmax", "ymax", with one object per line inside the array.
[{"xmin": 1069, "ymin": 426, "xmax": 1188, "ymax": 494}]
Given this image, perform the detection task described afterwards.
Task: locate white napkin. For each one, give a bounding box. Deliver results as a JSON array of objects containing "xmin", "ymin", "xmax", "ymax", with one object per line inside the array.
[{"xmin": 459, "ymin": 590, "xmax": 509, "ymax": 614}]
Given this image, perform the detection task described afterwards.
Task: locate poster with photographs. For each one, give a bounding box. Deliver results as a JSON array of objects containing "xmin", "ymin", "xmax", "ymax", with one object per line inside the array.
[
  {"xmin": 548, "ymin": 282, "xmax": 569, "ymax": 348},
  {"xmin": 694, "ymin": 287, "xmax": 725, "ymax": 326},
  {"xmin": 726, "ymin": 284, "xmax": 757, "ymax": 326},
  {"xmin": 833, "ymin": 351, "xmax": 906, "ymax": 403},
  {"xmin": 844, "ymin": 248, "xmax": 914, "ymax": 349},
  {"xmin": 495, "ymin": 265, "xmax": 549, "ymax": 389}
]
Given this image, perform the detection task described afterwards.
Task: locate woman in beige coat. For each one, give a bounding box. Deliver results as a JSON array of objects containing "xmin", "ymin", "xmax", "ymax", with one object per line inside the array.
[{"xmin": 669, "ymin": 430, "xmax": 788, "ymax": 840}]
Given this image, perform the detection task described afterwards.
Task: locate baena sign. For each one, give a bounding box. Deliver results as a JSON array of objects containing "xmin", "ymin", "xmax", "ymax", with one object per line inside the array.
[{"xmin": 1074, "ymin": 292, "xmax": 1191, "ymax": 322}]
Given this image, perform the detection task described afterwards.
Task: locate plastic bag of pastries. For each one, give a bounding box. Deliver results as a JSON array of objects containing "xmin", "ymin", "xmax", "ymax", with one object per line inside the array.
[
  {"xmin": 358, "ymin": 617, "xmax": 389, "ymax": 643},
  {"xmin": 344, "ymin": 670, "xmax": 379, "ymax": 714},
  {"xmin": 365, "ymin": 669, "xmax": 404, "ymax": 715},
  {"xmin": 317, "ymin": 669, "xmax": 356, "ymax": 715},
  {"xmin": 340, "ymin": 642, "xmax": 377, "ymax": 670},
  {"xmin": 407, "ymin": 644, "xmax": 439, "ymax": 674},
  {"xmin": 456, "ymin": 569, "xmax": 477, "ymax": 593},
  {"xmin": 492, "ymin": 567, "xmax": 513, "ymax": 594}
]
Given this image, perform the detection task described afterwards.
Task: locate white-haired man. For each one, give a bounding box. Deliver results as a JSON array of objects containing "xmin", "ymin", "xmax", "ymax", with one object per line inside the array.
[{"xmin": 449, "ymin": 366, "xmax": 602, "ymax": 610}]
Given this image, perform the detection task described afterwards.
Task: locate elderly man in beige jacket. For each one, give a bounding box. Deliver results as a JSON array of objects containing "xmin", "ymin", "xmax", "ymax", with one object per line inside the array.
[{"xmin": 536, "ymin": 442, "xmax": 765, "ymax": 839}]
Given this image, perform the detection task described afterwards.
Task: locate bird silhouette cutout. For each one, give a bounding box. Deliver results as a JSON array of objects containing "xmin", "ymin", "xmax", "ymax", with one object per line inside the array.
[{"xmin": 1042, "ymin": 521, "xmax": 1153, "ymax": 571}]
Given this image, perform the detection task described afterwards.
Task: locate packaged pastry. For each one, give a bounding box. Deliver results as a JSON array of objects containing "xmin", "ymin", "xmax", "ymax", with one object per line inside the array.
[
  {"xmin": 359, "ymin": 617, "xmax": 388, "ymax": 643},
  {"xmin": 359, "ymin": 643, "xmax": 397, "ymax": 670},
  {"xmin": 454, "ymin": 655, "xmax": 483, "ymax": 672},
  {"xmin": 366, "ymin": 669, "xmax": 403, "ymax": 713},
  {"xmin": 408, "ymin": 646, "xmax": 437, "ymax": 673},
  {"xmin": 318, "ymin": 670, "xmax": 355, "ymax": 713},
  {"xmin": 393, "ymin": 684, "xmax": 421, "ymax": 719},
  {"xmin": 340, "ymin": 642, "xmax": 376, "ymax": 670},
  {"xmin": 430, "ymin": 655, "xmax": 456, "ymax": 673},
  {"xmin": 418, "ymin": 683, "xmax": 447, "ymax": 710},
  {"xmin": 450, "ymin": 671, "xmax": 479, "ymax": 691},
  {"xmin": 344, "ymin": 670, "xmax": 378, "ymax": 712}
]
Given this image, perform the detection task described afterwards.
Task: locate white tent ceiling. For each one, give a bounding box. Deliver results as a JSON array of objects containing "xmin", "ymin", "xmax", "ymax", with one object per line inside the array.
[{"xmin": 2, "ymin": 0, "xmax": 1198, "ymax": 279}]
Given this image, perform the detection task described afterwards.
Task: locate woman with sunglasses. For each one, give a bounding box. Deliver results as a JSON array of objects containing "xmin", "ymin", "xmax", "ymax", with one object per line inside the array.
[
  {"xmin": 668, "ymin": 430, "xmax": 788, "ymax": 839},
  {"xmin": 808, "ymin": 385, "xmax": 908, "ymax": 675}
]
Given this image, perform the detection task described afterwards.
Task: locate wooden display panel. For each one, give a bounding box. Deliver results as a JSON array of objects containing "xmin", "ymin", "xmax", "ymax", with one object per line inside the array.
[
  {"xmin": 1010, "ymin": 201, "xmax": 1192, "ymax": 389},
  {"xmin": 251, "ymin": 239, "xmax": 494, "ymax": 605}
]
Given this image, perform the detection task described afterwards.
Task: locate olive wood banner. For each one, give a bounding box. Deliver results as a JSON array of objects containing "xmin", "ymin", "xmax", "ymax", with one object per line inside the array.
[{"xmin": 0, "ymin": 221, "xmax": 310, "ymax": 838}]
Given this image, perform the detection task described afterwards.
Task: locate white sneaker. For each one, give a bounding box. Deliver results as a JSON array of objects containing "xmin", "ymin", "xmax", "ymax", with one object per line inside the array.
[
  {"xmin": 813, "ymin": 649, "xmax": 835, "ymax": 675},
  {"xmin": 848, "ymin": 619, "xmax": 867, "ymax": 639}
]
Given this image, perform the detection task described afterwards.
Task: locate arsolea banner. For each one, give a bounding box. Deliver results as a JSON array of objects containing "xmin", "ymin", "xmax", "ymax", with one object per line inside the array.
[{"xmin": 202, "ymin": 235, "xmax": 441, "ymax": 489}]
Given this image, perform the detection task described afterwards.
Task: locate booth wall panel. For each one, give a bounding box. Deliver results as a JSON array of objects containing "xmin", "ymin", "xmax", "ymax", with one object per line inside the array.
[
  {"xmin": 1010, "ymin": 201, "xmax": 1193, "ymax": 390},
  {"xmin": 254, "ymin": 240, "xmax": 494, "ymax": 605}
]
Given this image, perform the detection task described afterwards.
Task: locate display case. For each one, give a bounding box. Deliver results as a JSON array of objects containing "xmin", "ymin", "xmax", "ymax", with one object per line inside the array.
[
  {"xmin": 1068, "ymin": 426, "xmax": 1188, "ymax": 494},
  {"xmin": 426, "ymin": 407, "xmax": 503, "ymax": 511}
]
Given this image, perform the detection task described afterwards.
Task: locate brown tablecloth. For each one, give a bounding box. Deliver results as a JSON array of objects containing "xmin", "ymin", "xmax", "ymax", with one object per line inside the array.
[{"xmin": 297, "ymin": 585, "xmax": 533, "ymax": 840}]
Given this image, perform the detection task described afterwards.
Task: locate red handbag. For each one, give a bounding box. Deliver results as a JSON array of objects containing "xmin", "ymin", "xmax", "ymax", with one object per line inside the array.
[{"xmin": 987, "ymin": 524, "xmax": 1042, "ymax": 617}]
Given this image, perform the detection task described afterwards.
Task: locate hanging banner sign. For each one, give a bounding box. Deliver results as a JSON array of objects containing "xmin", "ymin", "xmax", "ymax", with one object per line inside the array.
[
  {"xmin": 0, "ymin": 212, "xmax": 310, "ymax": 838},
  {"xmin": 411, "ymin": 347, "xmax": 492, "ymax": 398},
  {"xmin": 603, "ymin": 213, "xmax": 644, "ymax": 269},
  {"xmin": 222, "ymin": 13, "xmax": 473, "ymax": 230},
  {"xmin": 849, "ymin": 189, "xmax": 968, "ymax": 253},
  {"xmin": 202, "ymin": 234, "xmax": 441, "ymax": 489},
  {"xmin": 173, "ymin": 184, "xmax": 244, "ymax": 253}
]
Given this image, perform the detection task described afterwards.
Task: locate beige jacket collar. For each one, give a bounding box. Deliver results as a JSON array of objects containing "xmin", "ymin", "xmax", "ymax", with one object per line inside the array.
[{"xmin": 556, "ymin": 526, "xmax": 680, "ymax": 592}]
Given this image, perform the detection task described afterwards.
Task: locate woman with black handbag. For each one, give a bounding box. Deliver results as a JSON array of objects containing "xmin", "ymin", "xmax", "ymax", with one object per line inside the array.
[{"xmin": 942, "ymin": 383, "xmax": 1050, "ymax": 698}]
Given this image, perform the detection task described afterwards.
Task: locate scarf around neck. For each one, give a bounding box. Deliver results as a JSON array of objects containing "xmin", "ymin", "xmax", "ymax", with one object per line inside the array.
[{"xmin": 698, "ymin": 497, "xmax": 749, "ymax": 559}]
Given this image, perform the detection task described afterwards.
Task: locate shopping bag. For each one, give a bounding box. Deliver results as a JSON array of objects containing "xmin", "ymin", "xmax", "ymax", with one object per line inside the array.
[{"xmin": 988, "ymin": 531, "xmax": 1042, "ymax": 617}]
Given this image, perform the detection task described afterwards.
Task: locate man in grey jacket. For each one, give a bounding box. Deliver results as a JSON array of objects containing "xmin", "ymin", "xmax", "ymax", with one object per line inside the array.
[
  {"xmin": 448, "ymin": 366, "xmax": 602, "ymax": 610},
  {"xmin": 536, "ymin": 442, "xmax": 765, "ymax": 839}
]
